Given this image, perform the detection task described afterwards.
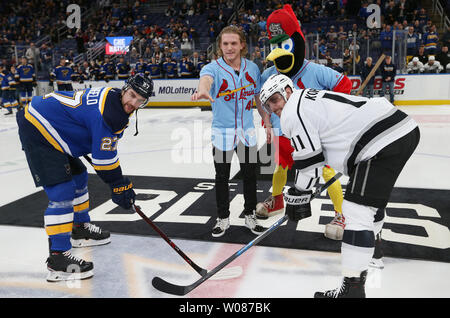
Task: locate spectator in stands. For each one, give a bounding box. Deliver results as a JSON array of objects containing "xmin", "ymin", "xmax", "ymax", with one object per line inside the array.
[
  {"xmin": 416, "ymin": 7, "xmax": 428, "ymax": 27},
  {"xmin": 190, "ymin": 51, "xmax": 200, "ymax": 72},
  {"xmin": 325, "ymin": 0, "xmax": 338, "ymax": 17},
  {"xmin": 380, "ymin": 55, "xmax": 396, "ymax": 103},
  {"xmin": 142, "ymin": 46, "xmax": 153, "ymax": 59},
  {"xmin": 336, "ymin": 7, "xmax": 348, "ymax": 22},
  {"xmin": 416, "ymin": 45, "xmax": 428, "ymax": 64},
  {"xmin": 25, "ymin": 42, "xmax": 40, "ymax": 66},
  {"xmin": 406, "ymin": 26, "xmax": 420, "ymax": 56},
  {"xmin": 165, "ymin": 4, "xmax": 176, "ymax": 17},
  {"xmin": 40, "ymin": 43, "xmax": 53, "ymax": 74},
  {"xmin": 384, "ymin": 1, "xmax": 396, "ymax": 25},
  {"xmin": 257, "ymin": 15, "xmax": 266, "ymax": 33},
  {"xmin": 442, "ymin": 26, "xmax": 450, "ymax": 48},
  {"xmin": 360, "ymin": 56, "xmax": 376, "ymax": 98},
  {"xmin": 436, "ymin": 46, "xmax": 450, "ymax": 73},
  {"xmin": 75, "ymin": 29, "xmax": 86, "ymax": 54},
  {"xmin": 87, "ymin": 60, "xmax": 101, "ymax": 81},
  {"xmin": 406, "ymin": 56, "xmax": 424, "ymax": 74},
  {"xmin": 380, "ymin": 24, "xmax": 393, "ymax": 54},
  {"xmin": 318, "ymin": 39, "xmax": 328, "ymax": 59},
  {"xmin": 258, "ymin": 31, "xmax": 269, "ymax": 51},
  {"xmin": 337, "ymin": 25, "xmax": 347, "ymax": 42},
  {"xmin": 358, "ymin": 1, "xmax": 371, "ymax": 24},
  {"xmin": 252, "ymin": 49, "xmax": 265, "ymax": 73},
  {"xmin": 412, "ymin": 19, "xmax": 423, "ymax": 39},
  {"xmin": 171, "ymin": 45, "xmax": 183, "ymax": 62},
  {"xmin": 394, "ymin": 0, "xmax": 414, "ymax": 22},
  {"xmin": 348, "ymin": 37, "xmax": 360, "ymax": 55},
  {"xmin": 342, "ymin": 48, "xmax": 353, "ymax": 75},
  {"xmin": 326, "ymin": 26, "xmax": 338, "ymax": 43},
  {"xmin": 423, "ymin": 24, "xmax": 439, "ymax": 55},
  {"xmin": 422, "ymin": 55, "xmax": 443, "ymax": 74},
  {"xmin": 190, "ymin": 27, "xmax": 200, "ymax": 49}
]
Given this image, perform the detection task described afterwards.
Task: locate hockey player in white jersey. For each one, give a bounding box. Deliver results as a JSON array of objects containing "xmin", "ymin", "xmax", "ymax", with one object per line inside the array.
[{"xmin": 260, "ymin": 75, "xmax": 420, "ymax": 298}]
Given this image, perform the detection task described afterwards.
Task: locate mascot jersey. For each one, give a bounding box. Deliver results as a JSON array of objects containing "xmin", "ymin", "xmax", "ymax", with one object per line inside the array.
[{"xmin": 262, "ymin": 61, "xmax": 349, "ymax": 135}]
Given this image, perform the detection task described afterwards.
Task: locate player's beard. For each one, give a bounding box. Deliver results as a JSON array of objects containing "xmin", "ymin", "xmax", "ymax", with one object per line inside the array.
[{"xmin": 123, "ymin": 103, "xmax": 135, "ymax": 114}]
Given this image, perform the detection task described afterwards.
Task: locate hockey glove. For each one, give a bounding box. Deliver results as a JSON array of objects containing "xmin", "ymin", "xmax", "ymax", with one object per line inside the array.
[
  {"xmin": 284, "ymin": 187, "xmax": 312, "ymax": 221},
  {"xmin": 110, "ymin": 177, "xmax": 136, "ymax": 209}
]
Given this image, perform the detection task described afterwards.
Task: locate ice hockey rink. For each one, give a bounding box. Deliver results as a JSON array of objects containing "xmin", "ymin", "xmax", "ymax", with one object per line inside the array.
[{"xmin": 0, "ymin": 103, "xmax": 449, "ymax": 300}]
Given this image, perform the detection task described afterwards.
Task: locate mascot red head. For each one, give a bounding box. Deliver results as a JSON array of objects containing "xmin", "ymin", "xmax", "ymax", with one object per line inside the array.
[{"xmin": 266, "ymin": 4, "xmax": 306, "ymax": 77}]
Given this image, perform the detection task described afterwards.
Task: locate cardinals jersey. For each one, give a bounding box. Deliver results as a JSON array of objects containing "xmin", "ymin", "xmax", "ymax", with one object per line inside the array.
[
  {"xmin": 262, "ymin": 59, "xmax": 348, "ymax": 136},
  {"xmin": 280, "ymin": 88, "xmax": 418, "ymax": 190},
  {"xmin": 24, "ymin": 87, "xmax": 130, "ymax": 183},
  {"xmin": 200, "ymin": 57, "xmax": 261, "ymax": 151}
]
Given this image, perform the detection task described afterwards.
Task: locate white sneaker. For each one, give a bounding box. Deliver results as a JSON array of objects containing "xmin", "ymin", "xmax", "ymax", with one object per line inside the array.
[
  {"xmin": 324, "ymin": 211, "xmax": 345, "ymax": 240},
  {"xmin": 212, "ymin": 217, "xmax": 230, "ymax": 237},
  {"xmin": 244, "ymin": 212, "xmax": 266, "ymax": 235},
  {"xmin": 369, "ymin": 257, "xmax": 384, "ymax": 269}
]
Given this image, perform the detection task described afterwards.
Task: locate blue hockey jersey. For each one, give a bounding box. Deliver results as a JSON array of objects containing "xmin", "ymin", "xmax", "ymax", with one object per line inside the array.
[
  {"xmin": 24, "ymin": 87, "xmax": 130, "ymax": 183},
  {"xmin": 51, "ymin": 65, "xmax": 74, "ymax": 84},
  {"xmin": 15, "ymin": 64, "xmax": 35, "ymax": 82}
]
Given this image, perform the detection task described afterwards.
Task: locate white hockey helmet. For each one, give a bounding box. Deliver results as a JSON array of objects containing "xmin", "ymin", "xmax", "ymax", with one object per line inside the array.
[{"xmin": 260, "ymin": 74, "xmax": 294, "ymax": 112}]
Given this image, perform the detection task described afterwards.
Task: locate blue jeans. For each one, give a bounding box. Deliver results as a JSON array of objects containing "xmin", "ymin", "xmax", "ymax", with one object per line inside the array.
[
  {"xmin": 380, "ymin": 81, "xmax": 394, "ymax": 103},
  {"xmin": 363, "ymin": 84, "xmax": 374, "ymax": 98}
]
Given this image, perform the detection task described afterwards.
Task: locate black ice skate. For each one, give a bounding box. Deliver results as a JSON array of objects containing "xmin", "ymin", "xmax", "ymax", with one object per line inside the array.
[
  {"xmin": 46, "ymin": 250, "xmax": 94, "ymax": 282},
  {"xmin": 314, "ymin": 270, "xmax": 367, "ymax": 298},
  {"xmin": 71, "ymin": 222, "xmax": 111, "ymax": 247}
]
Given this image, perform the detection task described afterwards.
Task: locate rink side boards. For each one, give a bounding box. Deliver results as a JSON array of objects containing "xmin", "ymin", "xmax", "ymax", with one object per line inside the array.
[{"xmin": 36, "ymin": 74, "xmax": 450, "ymax": 107}]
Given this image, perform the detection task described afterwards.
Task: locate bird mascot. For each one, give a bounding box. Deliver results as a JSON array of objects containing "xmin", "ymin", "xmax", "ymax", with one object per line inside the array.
[{"xmin": 257, "ymin": 4, "xmax": 352, "ymax": 241}]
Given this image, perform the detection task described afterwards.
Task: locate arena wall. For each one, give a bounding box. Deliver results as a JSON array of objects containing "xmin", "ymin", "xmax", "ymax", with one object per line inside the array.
[{"xmin": 37, "ymin": 74, "xmax": 450, "ymax": 107}]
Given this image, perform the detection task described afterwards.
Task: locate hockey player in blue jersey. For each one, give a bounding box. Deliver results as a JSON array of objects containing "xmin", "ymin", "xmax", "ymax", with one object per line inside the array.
[
  {"xmin": 15, "ymin": 57, "xmax": 36, "ymax": 106},
  {"xmin": 2, "ymin": 65, "xmax": 19, "ymax": 115},
  {"xmin": 50, "ymin": 58, "xmax": 74, "ymax": 91},
  {"xmin": 16, "ymin": 74, "xmax": 154, "ymax": 282}
]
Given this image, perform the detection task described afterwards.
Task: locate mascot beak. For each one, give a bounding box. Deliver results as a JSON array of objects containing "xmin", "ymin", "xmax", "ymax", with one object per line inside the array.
[{"xmin": 267, "ymin": 48, "xmax": 295, "ymax": 73}]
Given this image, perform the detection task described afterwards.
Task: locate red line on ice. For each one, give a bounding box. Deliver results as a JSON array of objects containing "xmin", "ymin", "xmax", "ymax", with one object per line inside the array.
[{"xmin": 189, "ymin": 243, "xmax": 257, "ymax": 298}]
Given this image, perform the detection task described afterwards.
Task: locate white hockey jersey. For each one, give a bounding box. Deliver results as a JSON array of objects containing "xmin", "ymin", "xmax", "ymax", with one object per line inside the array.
[
  {"xmin": 280, "ymin": 89, "xmax": 418, "ymax": 190},
  {"xmin": 422, "ymin": 61, "xmax": 443, "ymax": 73}
]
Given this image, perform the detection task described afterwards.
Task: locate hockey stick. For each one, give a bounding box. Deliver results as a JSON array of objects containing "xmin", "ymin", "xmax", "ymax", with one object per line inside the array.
[
  {"xmin": 82, "ymin": 155, "xmax": 207, "ymax": 276},
  {"xmin": 152, "ymin": 172, "xmax": 343, "ymax": 296},
  {"xmin": 132, "ymin": 204, "xmax": 208, "ymax": 276}
]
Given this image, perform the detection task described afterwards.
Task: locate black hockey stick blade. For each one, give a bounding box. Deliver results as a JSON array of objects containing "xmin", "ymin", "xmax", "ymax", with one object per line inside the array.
[
  {"xmin": 152, "ymin": 172, "xmax": 343, "ymax": 296},
  {"xmin": 152, "ymin": 276, "xmax": 191, "ymax": 296}
]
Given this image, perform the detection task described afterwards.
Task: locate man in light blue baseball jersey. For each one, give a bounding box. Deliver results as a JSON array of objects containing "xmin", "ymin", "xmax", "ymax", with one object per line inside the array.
[{"xmin": 192, "ymin": 25, "xmax": 271, "ymax": 237}]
